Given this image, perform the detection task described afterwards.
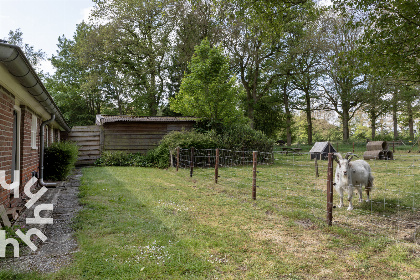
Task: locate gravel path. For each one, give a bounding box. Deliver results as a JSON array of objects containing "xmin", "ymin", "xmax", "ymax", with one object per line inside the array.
[{"xmin": 0, "ymin": 169, "xmax": 83, "ymax": 273}]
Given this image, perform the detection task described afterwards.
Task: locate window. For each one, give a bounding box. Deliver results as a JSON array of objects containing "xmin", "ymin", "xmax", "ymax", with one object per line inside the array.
[{"xmin": 31, "ymin": 114, "xmax": 37, "ymax": 149}]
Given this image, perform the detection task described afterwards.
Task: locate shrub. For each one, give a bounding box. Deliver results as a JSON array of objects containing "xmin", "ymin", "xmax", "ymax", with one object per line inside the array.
[
  {"xmin": 217, "ymin": 123, "xmax": 274, "ymax": 152},
  {"xmin": 144, "ymin": 130, "xmax": 219, "ymax": 168},
  {"xmin": 44, "ymin": 141, "xmax": 79, "ymax": 181},
  {"xmin": 159, "ymin": 130, "xmax": 219, "ymax": 151},
  {"xmin": 95, "ymin": 125, "xmax": 274, "ymax": 169},
  {"xmin": 95, "ymin": 151, "xmax": 153, "ymax": 167},
  {"xmin": 148, "ymin": 125, "xmax": 273, "ymax": 168}
]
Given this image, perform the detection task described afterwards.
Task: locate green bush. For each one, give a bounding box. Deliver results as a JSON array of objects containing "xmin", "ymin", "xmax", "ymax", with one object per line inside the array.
[
  {"xmin": 95, "ymin": 151, "xmax": 153, "ymax": 167},
  {"xmin": 148, "ymin": 124, "xmax": 273, "ymax": 168},
  {"xmin": 144, "ymin": 130, "xmax": 219, "ymax": 168},
  {"xmin": 44, "ymin": 141, "xmax": 79, "ymax": 181},
  {"xmin": 95, "ymin": 125, "xmax": 274, "ymax": 169},
  {"xmin": 217, "ymin": 123, "xmax": 274, "ymax": 152}
]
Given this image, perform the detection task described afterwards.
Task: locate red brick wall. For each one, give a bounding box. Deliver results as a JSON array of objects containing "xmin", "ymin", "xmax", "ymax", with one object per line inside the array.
[
  {"xmin": 0, "ymin": 85, "xmax": 65, "ymax": 209},
  {"xmin": 0, "ymin": 88, "xmax": 16, "ymax": 206},
  {"xmin": 18, "ymin": 106, "xmax": 40, "ymax": 198},
  {"xmin": 0, "ymin": 87, "xmax": 44, "ymax": 208}
]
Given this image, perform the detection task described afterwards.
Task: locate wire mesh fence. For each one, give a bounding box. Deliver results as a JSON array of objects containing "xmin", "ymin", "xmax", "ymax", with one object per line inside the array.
[
  {"xmin": 174, "ymin": 148, "xmax": 419, "ymax": 243},
  {"xmin": 173, "ymin": 148, "xmax": 274, "ymax": 168}
]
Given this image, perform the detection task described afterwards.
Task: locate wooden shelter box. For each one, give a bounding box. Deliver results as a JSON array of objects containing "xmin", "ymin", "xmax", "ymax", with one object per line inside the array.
[{"xmin": 309, "ymin": 142, "xmax": 337, "ymax": 160}]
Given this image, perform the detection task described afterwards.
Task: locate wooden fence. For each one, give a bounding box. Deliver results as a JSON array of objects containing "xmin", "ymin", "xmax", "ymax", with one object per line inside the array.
[{"xmin": 66, "ymin": 125, "xmax": 101, "ymax": 165}]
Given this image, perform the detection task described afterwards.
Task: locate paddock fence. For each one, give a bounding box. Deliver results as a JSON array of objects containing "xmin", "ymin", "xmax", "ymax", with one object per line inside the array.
[
  {"xmin": 174, "ymin": 148, "xmax": 419, "ymax": 243},
  {"xmin": 172, "ymin": 147, "xmax": 274, "ymax": 168}
]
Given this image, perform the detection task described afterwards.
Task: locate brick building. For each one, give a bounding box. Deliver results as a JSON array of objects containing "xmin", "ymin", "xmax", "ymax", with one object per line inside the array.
[{"xmin": 0, "ymin": 42, "xmax": 70, "ymax": 213}]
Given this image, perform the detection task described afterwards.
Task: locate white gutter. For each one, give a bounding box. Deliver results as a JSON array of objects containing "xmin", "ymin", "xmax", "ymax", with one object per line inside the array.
[{"xmin": 0, "ymin": 42, "xmax": 70, "ymax": 132}]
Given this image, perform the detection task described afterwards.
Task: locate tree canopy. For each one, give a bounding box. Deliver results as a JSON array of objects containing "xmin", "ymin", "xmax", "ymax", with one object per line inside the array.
[
  {"xmin": 170, "ymin": 39, "xmax": 244, "ymax": 127},
  {"xmin": 11, "ymin": 0, "xmax": 417, "ymax": 141}
]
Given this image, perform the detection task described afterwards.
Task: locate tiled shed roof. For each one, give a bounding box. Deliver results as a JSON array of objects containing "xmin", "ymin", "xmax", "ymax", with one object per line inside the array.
[{"xmin": 95, "ymin": 114, "xmax": 198, "ymax": 125}]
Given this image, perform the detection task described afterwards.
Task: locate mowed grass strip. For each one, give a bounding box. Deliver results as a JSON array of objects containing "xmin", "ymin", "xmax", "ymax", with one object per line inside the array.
[{"xmin": 47, "ymin": 161, "xmax": 418, "ymax": 280}]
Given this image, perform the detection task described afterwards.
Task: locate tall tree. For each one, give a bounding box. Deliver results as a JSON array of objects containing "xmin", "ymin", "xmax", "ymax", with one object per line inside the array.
[
  {"xmin": 167, "ymin": 0, "xmax": 221, "ymax": 102},
  {"xmin": 47, "ymin": 32, "xmax": 99, "ymax": 126},
  {"xmin": 320, "ymin": 14, "xmax": 367, "ymax": 141},
  {"xmin": 219, "ymin": 0, "xmax": 317, "ymax": 128},
  {"xmin": 333, "ymin": 0, "xmax": 420, "ymax": 83},
  {"xmin": 363, "ymin": 75, "xmax": 390, "ymax": 139},
  {"xmin": 4, "ymin": 29, "xmax": 46, "ymax": 75},
  {"xmin": 398, "ymin": 85, "xmax": 420, "ymax": 141},
  {"xmin": 91, "ymin": 0, "xmax": 176, "ymax": 116},
  {"xmin": 170, "ymin": 39, "xmax": 243, "ymax": 126},
  {"xmin": 290, "ymin": 18, "xmax": 325, "ymax": 144}
]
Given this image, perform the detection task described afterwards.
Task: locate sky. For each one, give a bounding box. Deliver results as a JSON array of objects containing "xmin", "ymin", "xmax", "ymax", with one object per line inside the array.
[
  {"xmin": 0, "ymin": 0, "xmax": 332, "ymax": 75},
  {"xmin": 0, "ymin": 0, "xmax": 94, "ymax": 74}
]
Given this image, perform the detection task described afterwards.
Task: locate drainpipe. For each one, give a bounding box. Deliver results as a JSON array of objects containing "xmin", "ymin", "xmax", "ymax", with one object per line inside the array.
[{"xmin": 38, "ymin": 115, "xmax": 57, "ymax": 187}]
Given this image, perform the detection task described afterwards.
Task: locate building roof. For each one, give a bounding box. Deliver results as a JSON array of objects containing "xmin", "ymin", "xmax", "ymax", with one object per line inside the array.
[
  {"xmin": 0, "ymin": 42, "xmax": 70, "ymax": 131},
  {"xmin": 309, "ymin": 141, "xmax": 336, "ymax": 153},
  {"xmin": 95, "ymin": 114, "xmax": 198, "ymax": 125}
]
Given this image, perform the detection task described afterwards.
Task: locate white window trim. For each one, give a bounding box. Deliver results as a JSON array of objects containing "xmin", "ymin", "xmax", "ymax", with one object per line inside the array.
[{"xmin": 31, "ymin": 114, "xmax": 37, "ymax": 149}]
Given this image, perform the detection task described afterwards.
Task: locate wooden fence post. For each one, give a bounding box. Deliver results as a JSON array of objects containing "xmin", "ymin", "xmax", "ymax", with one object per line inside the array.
[
  {"xmin": 327, "ymin": 153, "xmax": 334, "ymax": 226},
  {"xmin": 315, "ymin": 157, "xmax": 319, "ymax": 178},
  {"xmin": 176, "ymin": 147, "xmax": 180, "ymax": 172},
  {"xmin": 215, "ymin": 148, "xmax": 219, "ymax": 183},
  {"xmin": 252, "ymin": 151, "xmax": 257, "ymax": 200},
  {"xmin": 190, "ymin": 147, "xmax": 194, "ymax": 177}
]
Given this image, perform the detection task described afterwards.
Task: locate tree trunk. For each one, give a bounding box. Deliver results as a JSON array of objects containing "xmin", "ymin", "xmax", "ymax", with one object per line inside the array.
[
  {"xmin": 248, "ymin": 103, "xmax": 255, "ymax": 129},
  {"xmin": 407, "ymin": 102, "xmax": 414, "ymax": 140},
  {"xmin": 148, "ymin": 70, "xmax": 158, "ymax": 116},
  {"xmin": 371, "ymin": 121, "xmax": 376, "ymax": 140},
  {"xmin": 342, "ymin": 110, "xmax": 350, "ymax": 142},
  {"xmin": 392, "ymin": 92, "xmax": 399, "ymax": 140},
  {"xmin": 392, "ymin": 106, "xmax": 398, "ymax": 140},
  {"xmin": 305, "ymin": 91, "xmax": 312, "ymax": 145},
  {"xmin": 282, "ymin": 78, "xmax": 292, "ymax": 146}
]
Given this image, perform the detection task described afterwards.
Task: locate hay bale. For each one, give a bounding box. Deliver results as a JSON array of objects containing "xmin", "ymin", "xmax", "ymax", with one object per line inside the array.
[
  {"xmin": 363, "ymin": 150, "xmax": 393, "ymax": 160},
  {"xmin": 366, "ymin": 141, "xmax": 388, "ymax": 151}
]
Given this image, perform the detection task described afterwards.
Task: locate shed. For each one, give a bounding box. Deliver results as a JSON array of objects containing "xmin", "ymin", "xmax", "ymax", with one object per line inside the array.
[
  {"xmin": 309, "ymin": 142, "xmax": 337, "ymax": 160},
  {"xmin": 95, "ymin": 115, "xmax": 198, "ymax": 154}
]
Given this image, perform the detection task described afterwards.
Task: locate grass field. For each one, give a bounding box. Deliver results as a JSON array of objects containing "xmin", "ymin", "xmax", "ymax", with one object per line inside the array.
[{"xmin": 1, "ymin": 144, "xmax": 419, "ymax": 279}]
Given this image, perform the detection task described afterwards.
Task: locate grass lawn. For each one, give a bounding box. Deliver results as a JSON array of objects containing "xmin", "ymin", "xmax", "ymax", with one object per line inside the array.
[{"xmin": 1, "ymin": 147, "xmax": 419, "ymax": 279}]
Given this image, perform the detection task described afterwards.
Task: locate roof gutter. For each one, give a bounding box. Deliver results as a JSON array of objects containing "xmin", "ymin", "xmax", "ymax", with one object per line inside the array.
[{"xmin": 0, "ymin": 42, "xmax": 70, "ymax": 132}]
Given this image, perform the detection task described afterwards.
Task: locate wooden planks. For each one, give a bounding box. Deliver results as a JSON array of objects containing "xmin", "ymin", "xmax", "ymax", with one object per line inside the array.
[
  {"xmin": 65, "ymin": 121, "xmax": 195, "ymax": 165},
  {"xmin": 66, "ymin": 125, "xmax": 101, "ymax": 165},
  {"xmin": 103, "ymin": 122, "xmax": 168, "ymax": 154}
]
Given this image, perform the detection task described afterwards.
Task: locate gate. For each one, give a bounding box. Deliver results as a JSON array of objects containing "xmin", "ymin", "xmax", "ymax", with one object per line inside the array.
[{"xmin": 66, "ymin": 126, "xmax": 101, "ymax": 165}]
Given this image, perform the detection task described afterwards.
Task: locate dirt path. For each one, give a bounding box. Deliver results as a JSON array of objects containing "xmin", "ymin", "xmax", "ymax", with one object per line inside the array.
[{"xmin": 0, "ymin": 169, "xmax": 83, "ymax": 273}]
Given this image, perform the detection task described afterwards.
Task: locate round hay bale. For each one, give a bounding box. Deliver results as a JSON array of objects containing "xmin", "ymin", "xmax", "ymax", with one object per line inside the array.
[
  {"xmin": 363, "ymin": 150, "xmax": 393, "ymax": 160},
  {"xmin": 363, "ymin": 150, "xmax": 385, "ymax": 160},
  {"xmin": 366, "ymin": 141, "xmax": 388, "ymax": 151}
]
